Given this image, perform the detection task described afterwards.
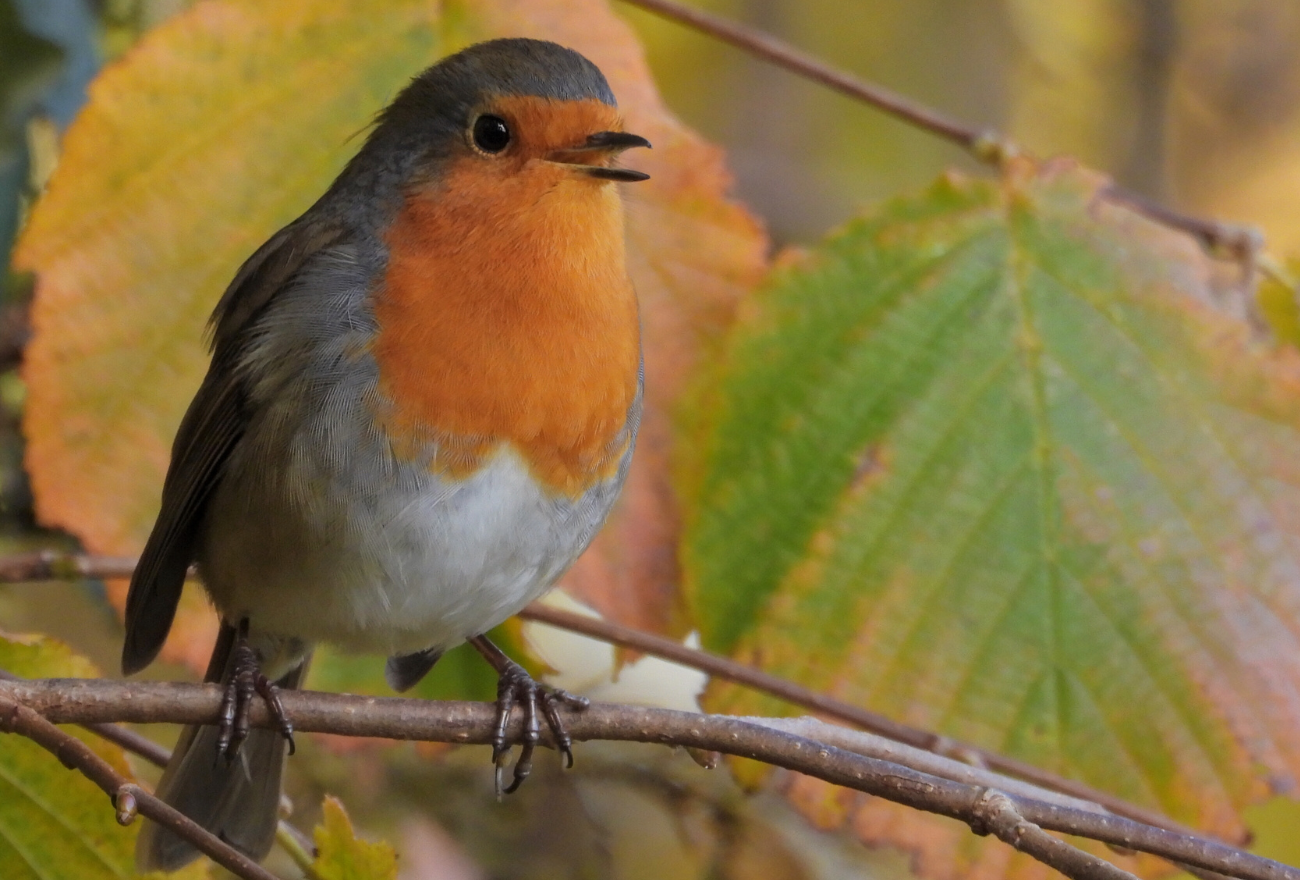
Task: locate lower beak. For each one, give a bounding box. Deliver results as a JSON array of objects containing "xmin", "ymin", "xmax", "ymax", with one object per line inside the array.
[
  {"xmin": 549, "ymin": 131, "xmax": 651, "ymax": 183},
  {"xmin": 582, "ymin": 166, "xmax": 651, "ymax": 183}
]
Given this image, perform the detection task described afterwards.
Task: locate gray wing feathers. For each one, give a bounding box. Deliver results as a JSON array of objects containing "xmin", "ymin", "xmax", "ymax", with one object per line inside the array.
[
  {"xmin": 121, "ymin": 368, "xmax": 245, "ymax": 673},
  {"xmin": 120, "ymin": 217, "xmax": 346, "ymax": 675}
]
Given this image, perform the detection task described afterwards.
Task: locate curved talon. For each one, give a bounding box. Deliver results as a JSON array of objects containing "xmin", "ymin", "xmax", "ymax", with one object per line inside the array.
[
  {"xmin": 255, "ymin": 674, "xmax": 296, "ymax": 756},
  {"xmin": 216, "ymin": 630, "xmax": 297, "ymax": 760},
  {"xmin": 486, "ymin": 657, "xmax": 589, "ymax": 794}
]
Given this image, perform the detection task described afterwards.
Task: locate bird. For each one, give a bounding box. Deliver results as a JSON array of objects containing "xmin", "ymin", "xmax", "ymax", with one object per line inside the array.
[{"xmin": 120, "ymin": 38, "xmax": 649, "ymax": 871}]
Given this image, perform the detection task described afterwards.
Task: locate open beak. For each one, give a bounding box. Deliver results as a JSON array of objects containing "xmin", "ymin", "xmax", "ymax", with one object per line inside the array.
[{"xmin": 549, "ymin": 131, "xmax": 651, "ymax": 182}]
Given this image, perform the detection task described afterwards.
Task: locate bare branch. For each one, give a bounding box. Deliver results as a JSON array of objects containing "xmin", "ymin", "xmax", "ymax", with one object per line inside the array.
[
  {"xmin": 0, "ymin": 551, "xmax": 1240, "ymax": 839},
  {"xmin": 735, "ymin": 716, "xmax": 1104, "ymax": 813},
  {"xmin": 79, "ymin": 719, "xmax": 172, "ymax": 766},
  {"xmin": 970, "ymin": 790, "xmax": 1138, "ymax": 880},
  {"xmin": 618, "ymin": 0, "xmax": 998, "ymax": 154},
  {"xmin": 0, "ymin": 550, "xmax": 137, "ymax": 581},
  {"xmin": 0, "ymin": 665, "xmax": 318, "ymax": 866},
  {"xmin": 739, "ymin": 718, "xmax": 1237, "ymax": 880},
  {"xmin": 2, "ymin": 678, "xmax": 1294, "ymax": 880},
  {"xmin": 521, "ymin": 604, "xmax": 1194, "ymax": 834},
  {"xmin": 1100, "ymin": 185, "xmax": 1264, "ymax": 264},
  {"xmin": 0, "ymin": 693, "xmax": 279, "ymax": 880},
  {"xmin": 2, "ymin": 668, "xmax": 175, "ymax": 766},
  {"xmin": 615, "ymin": 0, "xmax": 1269, "ymax": 273}
]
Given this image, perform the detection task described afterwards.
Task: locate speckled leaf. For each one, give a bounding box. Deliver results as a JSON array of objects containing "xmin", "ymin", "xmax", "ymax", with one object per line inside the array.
[
  {"xmin": 682, "ymin": 159, "xmax": 1300, "ymax": 878},
  {"xmin": 14, "ymin": 0, "xmax": 766, "ymax": 672},
  {"xmin": 0, "ymin": 632, "xmax": 207, "ymax": 880},
  {"xmin": 311, "ymin": 796, "xmax": 397, "ymax": 880}
]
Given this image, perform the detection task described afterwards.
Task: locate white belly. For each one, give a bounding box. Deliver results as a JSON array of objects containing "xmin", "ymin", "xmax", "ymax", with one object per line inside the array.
[{"xmin": 201, "ymin": 442, "xmax": 621, "ymax": 659}]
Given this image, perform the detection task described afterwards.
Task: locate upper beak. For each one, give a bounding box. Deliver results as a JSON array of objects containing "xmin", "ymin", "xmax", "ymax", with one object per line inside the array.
[{"xmin": 549, "ymin": 131, "xmax": 651, "ymax": 182}]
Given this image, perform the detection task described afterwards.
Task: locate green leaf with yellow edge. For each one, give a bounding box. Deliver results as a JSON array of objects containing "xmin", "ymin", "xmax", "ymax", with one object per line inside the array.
[
  {"xmin": 311, "ymin": 796, "xmax": 397, "ymax": 880},
  {"xmin": 15, "ymin": 0, "xmax": 766, "ymax": 672},
  {"xmin": 682, "ymin": 159, "xmax": 1300, "ymax": 878},
  {"xmin": 0, "ymin": 632, "xmax": 207, "ymax": 880}
]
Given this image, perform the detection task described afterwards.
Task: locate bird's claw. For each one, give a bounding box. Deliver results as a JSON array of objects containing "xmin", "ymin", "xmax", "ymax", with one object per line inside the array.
[
  {"xmin": 489, "ymin": 659, "xmax": 589, "ymax": 796},
  {"xmin": 216, "ymin": 638, "xmax": 296, "ymax": 760}
]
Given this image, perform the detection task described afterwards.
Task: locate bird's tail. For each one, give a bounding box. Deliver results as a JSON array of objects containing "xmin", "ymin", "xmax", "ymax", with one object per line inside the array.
[{"xmin": 135, "ymin": 622, "xmax": 310, "ymax": 872}]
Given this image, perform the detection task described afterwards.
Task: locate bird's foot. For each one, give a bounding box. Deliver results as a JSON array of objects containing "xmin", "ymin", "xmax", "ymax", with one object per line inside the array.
[
  {"xmin": 469, "ymin": 635, "xmax": 589, "ymax": 795},
  {"xmin": 490, "ymin": 659, "xmax": 589, "ymax": 795},
  {"xmin": 216, "ymin": 629, "xmax": 296, "ymax": 759}
]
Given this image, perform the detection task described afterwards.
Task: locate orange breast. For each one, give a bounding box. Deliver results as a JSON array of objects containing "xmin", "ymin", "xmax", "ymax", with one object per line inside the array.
[{"xmin": 372, "ymin": 151, "xmax": 641, "ymax": 498}]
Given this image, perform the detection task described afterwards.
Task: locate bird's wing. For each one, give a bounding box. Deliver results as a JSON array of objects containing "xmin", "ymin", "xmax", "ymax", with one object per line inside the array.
[{"xmin": 121, "ymin": 218, "xmax": 346, "ymax": 674}]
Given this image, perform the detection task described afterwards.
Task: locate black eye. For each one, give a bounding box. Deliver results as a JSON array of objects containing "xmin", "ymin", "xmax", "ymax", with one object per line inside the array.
[{"xmin": 472, "ymin": 115, "xmax": 511, "ymax": 153}]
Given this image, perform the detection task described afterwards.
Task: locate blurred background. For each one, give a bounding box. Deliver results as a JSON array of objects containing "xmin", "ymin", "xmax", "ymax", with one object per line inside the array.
[
  {"xmin": 3, "ymin": 1, "xmax": 1300, "ymax": 878},
  {"xmin": 625, "ymin": 0, "xmax": 1300, "ymax": 250}
]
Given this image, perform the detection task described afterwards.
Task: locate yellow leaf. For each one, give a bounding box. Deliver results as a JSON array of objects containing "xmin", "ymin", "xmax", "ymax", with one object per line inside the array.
[{"xmin": 311, "ymin": 796, "xmax": 397, "ymax": 880}]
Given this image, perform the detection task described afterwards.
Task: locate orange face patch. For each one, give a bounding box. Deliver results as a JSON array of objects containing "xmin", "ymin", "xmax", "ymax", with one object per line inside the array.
[
  {"xmin": 479, "ymin": 95, "xmax": 625, "ymax": 163},
  {"xmin": 372, "ymin": 97, "xmax": 642, "ymax": 498}
]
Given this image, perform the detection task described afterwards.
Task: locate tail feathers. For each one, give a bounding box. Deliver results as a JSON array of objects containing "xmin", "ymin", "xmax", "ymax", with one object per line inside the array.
[{"xmin": 136, "ymin": 648, "xmax": 309, "ymax": 872}]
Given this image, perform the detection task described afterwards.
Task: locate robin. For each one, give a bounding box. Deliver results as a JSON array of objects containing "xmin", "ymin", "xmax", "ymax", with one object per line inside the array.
[{"xmin": 120, "ymin": 38, "xmax": 648, "ymax": 870}]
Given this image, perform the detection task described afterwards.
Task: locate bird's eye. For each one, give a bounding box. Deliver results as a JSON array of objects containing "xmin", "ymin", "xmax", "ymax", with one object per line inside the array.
[{"xmin": 472, "ymin": 115, "xmax": 511, "ymax": 153}]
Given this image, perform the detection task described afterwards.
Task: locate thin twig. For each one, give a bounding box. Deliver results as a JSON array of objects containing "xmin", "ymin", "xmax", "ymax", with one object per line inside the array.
[
  {"xmin": 276, "ymin": 820, "xmax": 319, "ymax": 876},
  {"xmin": 617, "ymin": 0, "xmax": 1270, "ymax": 271},
  {"xmin": 1100, "ymin": 185, "xmax": 1264, "ymax": 264},
  {"xmin": 0, "ymin": 666, "xmax": 171, "ymax": 766},
  {"xmin": 520, "ymin": 604, "xmax": 1194, "ymax": 834},
  {"xmin": 80, "ymin": 720, "xmax": 173, "ymax": 766},
  {"xmin": 736, "ymin": 716, "xmax": 1105, "ymax": 813},
  {"xmin": 0, "ymin": 693, "xmax": 279, "ymax": 880},
  {"xmin": 0, "ymin": 665, "xmax": 316, "ymax": 864},
  {"xmin": 3, "ymin": 678, "xmax": 1294, "ymax": 880},
  {"xmin": 970, "ymin": 789, "xmax": 1137, "ymax": 880},
  {"xmin": 0, "ymin": 551, "xmax": 1223, "ymax": 838},
  {"xmin": 0, "ymin": 550, "xmax": 137, "ymax": 581},
  {"xmin": 618, "ymin": 0, "xmax": 998, "ymax": 155},
  {"xmin": 739, "ymin": 717, "xmax": 1236, "ymax": 880}
]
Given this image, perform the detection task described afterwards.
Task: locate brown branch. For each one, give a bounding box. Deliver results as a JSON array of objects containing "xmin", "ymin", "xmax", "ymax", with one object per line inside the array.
[
  {"xmin": 0, "ymin": 692, "xmax": 280, "ymax": 880},
  {"xmin": 1, "ymin": 667, "xmax": 177, "ymax": 768},
  {"xmin": 738, "ymin": 718, "xmax": 1234, "ymax": 880},
  {"xmin": 80, "ymin": 719, "xmax": 172, "ymax": 766},
  {"xmin": 523, "ymin": 604, "xmax": 1193, "ymax": 834},
  {"xmin": 616, "ymin": 0, "xmax": 1268, "ymax": 271},
  {"xmin": 0, "ymin": 551, "xmax": 1229, "ymax": 840},
  {"xmin": 3, "ymin": 678, "xmax": 1295, "ymax": 880},
  {"xmin": 0, "ymin": 550, "xmax": 138, "ymax": 581},
  {"xmin": 970, "ymin": 789, "xmax": 1136, "ymax": 880},
  {"xmin": 0, "ymin": 665, "xmax": 319, "ymax": 868},
  {"xmin": 1100, "ymin": 185, "xmax": 1264, "ymax": 264},
  {"xmin": 0, "ymin": 666, "xmax": 170, "ymax": 765},
  {"xmin": 619, "ymin": 0, "xmax": 998, "ymax": 155}
]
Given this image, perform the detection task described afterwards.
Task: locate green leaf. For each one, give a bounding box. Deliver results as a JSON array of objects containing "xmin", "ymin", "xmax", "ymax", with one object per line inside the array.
[
  {"xmin": 0, "ymin": 632, "xmax": 207, "ymax": 879},
  {"xmin": 310, "ymin": 796, "xmax": 396, "ymax": 880},
  {"xmin": 308, "ymin": 621, "xmax": 531, "ymax": 703},
  {"xmin": 682, "ymin": 160, "xmax": 1300, "ymax": 852}
]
